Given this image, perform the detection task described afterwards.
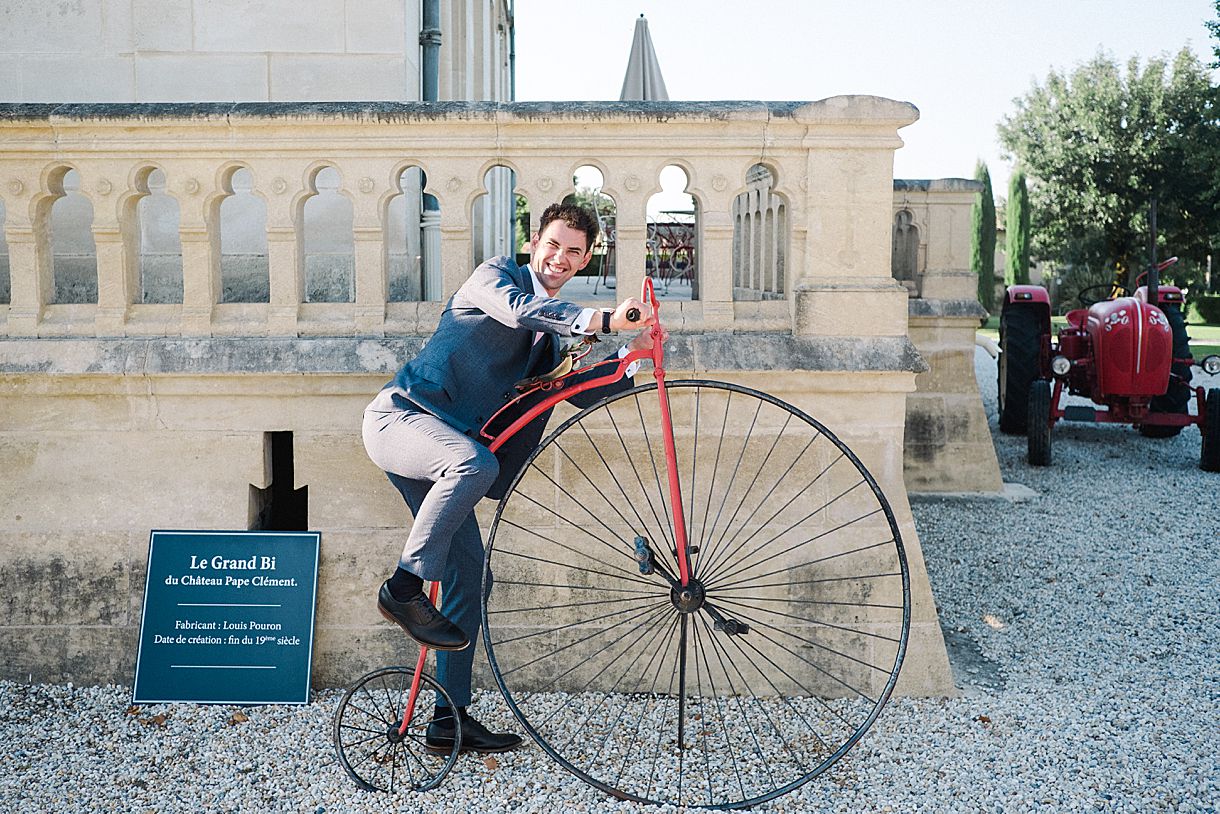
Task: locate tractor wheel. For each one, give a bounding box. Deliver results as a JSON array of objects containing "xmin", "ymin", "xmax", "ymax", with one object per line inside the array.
[
  {"xmin": 1140, "ymin": 304, "xmax": 1192, "ymax": 438},
  {"xmin": 998, "ymin": 305, "xmax": 1042, "ymax": 435},
  {"xmin": 1027, "ymin": 379, "xmax": 1052, "ymax": 466},
  {"xmin": 1202, "ymin": 388, "xmax": 1220, "ymax": 472}
]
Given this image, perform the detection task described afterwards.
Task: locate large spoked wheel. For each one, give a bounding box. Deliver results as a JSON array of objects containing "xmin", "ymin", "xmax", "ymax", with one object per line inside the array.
[
  {"xmin": 333, "ymin": 666, "xmax": 461, "ymax": 794},
  {"xmin": 482, "ymin": 380, "xmax": 910, "ymax": 809}
]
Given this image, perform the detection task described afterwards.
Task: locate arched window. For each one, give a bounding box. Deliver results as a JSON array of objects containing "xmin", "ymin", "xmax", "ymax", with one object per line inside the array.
[
  {"xmin": 302, "ymin": 166, "xmax": 354, "ymax": 303},
  {"xmin": 387, "ymin": 166, "xmax": 442, "ymax": 302},
  {"xmin": 732, "ymin": 164, "xmax": 786, "ymax": 300},
  {"xmin": 219, "ymin": 167, "xmax": 269, "ymax": 303},
  {"xmin": 891, "ymin": 209, "xmax": 920, "ymax": 296},
  {"xmin": 472, "ymin": 165, "xmax": 517, "ymax": 268},
  {"xmin": 646, "ymin": 165, "xmax": 698, "ymax": 300},
  {"xmin": 560, "ymin": 165, "xmax": 617, "ymax": 300},
  {"xmin": 136, "ymin": 168, "xmax": 183, "ymax": 303},
  {"xmin": 50, "ymin": 169, "xmax": 97, "ymax": 304}
]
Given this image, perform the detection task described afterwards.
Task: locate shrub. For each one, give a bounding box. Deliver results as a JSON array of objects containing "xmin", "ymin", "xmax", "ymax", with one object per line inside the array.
[{"xmin": 1193, "ymin": 294, "xmax": 1220, "ymax": 324}]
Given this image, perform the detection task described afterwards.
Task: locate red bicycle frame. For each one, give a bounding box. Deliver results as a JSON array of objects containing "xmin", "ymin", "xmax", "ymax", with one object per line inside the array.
[{"xmin": 396, "ymin": 277, "xmax": 689, "ymax": 739}]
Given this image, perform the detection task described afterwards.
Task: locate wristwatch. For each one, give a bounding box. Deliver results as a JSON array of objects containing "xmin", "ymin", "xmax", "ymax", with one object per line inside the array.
[{"xmin": 601, "ymin": 309, "xmax": 613, "ymax": 334}]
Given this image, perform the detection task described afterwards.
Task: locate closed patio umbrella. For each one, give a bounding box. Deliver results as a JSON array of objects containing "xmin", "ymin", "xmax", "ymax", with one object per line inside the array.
[{"xmin": 619, "ymin": 14, "xmax": 669, "ymax": 101}]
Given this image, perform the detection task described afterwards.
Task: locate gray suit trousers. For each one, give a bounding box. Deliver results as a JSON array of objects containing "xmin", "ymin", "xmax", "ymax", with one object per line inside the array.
[
  {"xmin": 362, "ymin": 387, "xmax": 499, "ymax": 580},
  {"xmin": 362, "ymin": 387, "xmax": 499, "ymax": 708}
]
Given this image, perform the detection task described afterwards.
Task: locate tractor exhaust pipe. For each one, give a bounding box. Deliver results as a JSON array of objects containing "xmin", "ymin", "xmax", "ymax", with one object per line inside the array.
[{"xmin": 1148, "ymin": 197, "xmax": 1159, "ymax": 309}]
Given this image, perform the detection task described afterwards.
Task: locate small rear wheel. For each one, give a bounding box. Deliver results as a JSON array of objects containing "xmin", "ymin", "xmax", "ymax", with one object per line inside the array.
[
  {"xmin": 999, "ymin": 304, "xmax": 1042, "ymax": 435},
  {"xmin": 333, "ymin": 666, "xmax": 461, "ymax": 793},
  {"xmin": 1202, "ymin": 389, "xmax": 1220, "ymax": 472},
  {"xmin": 1027, "ymin": 379, "xmax": 1052, "ymax": 466}
]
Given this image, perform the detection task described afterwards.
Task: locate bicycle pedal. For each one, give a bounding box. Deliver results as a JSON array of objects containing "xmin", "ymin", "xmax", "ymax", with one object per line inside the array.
[
  {"xmin": 713, "ymin": 619, "xmax": 750, "ymax": 636},
  {"xmin": 633, "ymin": 536, "xmax": 655, "ymax": 575}
]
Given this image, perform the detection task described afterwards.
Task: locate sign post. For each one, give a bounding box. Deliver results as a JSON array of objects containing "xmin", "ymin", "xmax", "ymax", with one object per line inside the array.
[{"xmin": 133, "ymin": 530, "xmax": 321, "ymax": 705}]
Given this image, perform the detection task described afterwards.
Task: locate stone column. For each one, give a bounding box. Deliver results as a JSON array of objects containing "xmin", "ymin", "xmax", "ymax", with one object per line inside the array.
[
  {"xmin": 263, "ymin": 177, "xmax": 302, "ymax": 336},
  {"xmin": 611, "ymin": 175, "xmax": 648, "ymax": 307},
  {"xmin": 353, "ymin": 175, "xmax": 386, "ymax": 336},
  {"xmin": 91, "ymin": 175, "xmax": 132, "ymax": 336},
  {"xmin": 4, "ymin": 178, "xmax": 48, "ymax": 336},
  {"xmin": 178, "ymin": 176, "xmax": 219, "ymax": 337},
  {"xmin": 698, "ymin": 204, "xmax": 734, "ymax": 330}
]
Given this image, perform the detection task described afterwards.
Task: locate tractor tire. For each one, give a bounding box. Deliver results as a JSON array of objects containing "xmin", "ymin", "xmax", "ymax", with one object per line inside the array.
[
  {"xmin": 998, "ymin": 305, "xmax": 1042, "ymax": 435},
  {"xmin": 1027, "ymin": 379, "xmax": 1052, "ymax": 467},
  {"xmin": 1202, "ymin": 388, "xmax": 1220, "ymax": 472},
  {"xmin": 1140, "ymin": 304, "xmax": 1192, "ymax": 438}
]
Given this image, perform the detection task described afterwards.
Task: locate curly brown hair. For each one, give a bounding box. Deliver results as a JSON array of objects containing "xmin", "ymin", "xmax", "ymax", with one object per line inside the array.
[{"xmin": 537, "ymin": 202, "xmax": 599, "ymax": 251}]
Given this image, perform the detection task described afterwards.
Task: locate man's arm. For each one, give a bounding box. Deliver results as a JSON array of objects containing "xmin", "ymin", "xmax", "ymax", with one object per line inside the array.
[{"xmin": 458, "ymin": 257, "xmax": 587, "ymax": 335}]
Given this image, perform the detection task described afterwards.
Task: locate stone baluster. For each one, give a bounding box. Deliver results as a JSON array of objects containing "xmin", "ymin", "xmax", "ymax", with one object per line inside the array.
[
  {"xmin": 178, "ymin": 167, "xmax": 219, "ymax": 336},
  {"xmin": 608, "ymin": 172, "xmax": 647, "ymax": 307},
  {"xmin": 89, "ymin": 166, "xmax": 133, "ymax": 335},
  {"xmin": 352, "ymin": 168, "xmax": 387, "ymax": 336},
  {"xmin": 4, "ymin": 175, "xmax": 48, "ymax": 336},
  {"xmin": 261, "ymin": 171, "xmax": 303, "ymax": 336}
]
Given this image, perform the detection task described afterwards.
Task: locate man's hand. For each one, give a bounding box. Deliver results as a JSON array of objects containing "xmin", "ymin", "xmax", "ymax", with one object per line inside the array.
[
  {"xmin": 627, "ymin": 325, "xmax": 669, "ymax": 353},
  {"xmin": 610, "ymin": 298, "xmax": 655, "ymax": 332}
]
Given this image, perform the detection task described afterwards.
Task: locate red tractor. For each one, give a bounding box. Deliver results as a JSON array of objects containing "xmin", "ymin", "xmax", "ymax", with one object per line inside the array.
[{"xmin": 997, "ymin": 257, "xmax": 1220, "ymax": 470}]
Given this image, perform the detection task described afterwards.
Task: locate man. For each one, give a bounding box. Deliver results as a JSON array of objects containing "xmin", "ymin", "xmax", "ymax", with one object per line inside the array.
[{"xmin": 361, "ymin": 202, "xmax": 661, "ymax": 753}]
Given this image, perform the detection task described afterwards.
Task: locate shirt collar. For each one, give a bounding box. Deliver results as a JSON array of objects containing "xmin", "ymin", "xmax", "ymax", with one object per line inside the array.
[{"xmin": 526, "ymin": 263, "xmax": 549, "ymax": 298}]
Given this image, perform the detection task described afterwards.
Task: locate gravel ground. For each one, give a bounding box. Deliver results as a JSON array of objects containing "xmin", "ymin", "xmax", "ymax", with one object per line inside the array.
[{"xmin": 2, "ymin": 349, "xmax": 1217, "ymax": 814}]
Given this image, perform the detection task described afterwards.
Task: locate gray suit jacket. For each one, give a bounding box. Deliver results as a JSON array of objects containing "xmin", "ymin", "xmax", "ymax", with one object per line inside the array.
[{"xmin": 387, "ymin": 255, "xmax": 632, "ymax": 498}]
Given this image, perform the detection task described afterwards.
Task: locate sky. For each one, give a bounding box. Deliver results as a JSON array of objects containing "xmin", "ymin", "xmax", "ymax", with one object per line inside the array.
[{"xmin": 514, "ymin": 0, "xmax": 1218, "ymax": 194}]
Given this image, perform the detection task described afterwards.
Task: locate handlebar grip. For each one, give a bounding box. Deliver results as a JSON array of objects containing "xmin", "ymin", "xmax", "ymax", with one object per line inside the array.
[{"xmin": 626, "ymin": 307, "xmax": 641, "ymax": 322}]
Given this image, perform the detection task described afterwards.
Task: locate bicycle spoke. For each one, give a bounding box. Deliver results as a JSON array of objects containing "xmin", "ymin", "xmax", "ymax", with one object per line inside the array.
[
  {"xmin": 634, "ymin": 393, "xmax": 681, "ymax": 572},
  {"xmin": 697, "ymin": 411, "xmax": 792, "ymax": 577},
  {"xmin": 709, "ymin": 537, "xmax": 895, "ymax": 593},
  {"xmin": 712, "ymin": 598, "xmax": 899, "ymax": 675},
  {"xmin": 696, "ymin": 421, "xmax": 817, "ymax": 581},
  {"xmin": 702, "ymin": 494, "xmax": 875, "ymax": 590},
  {"xmin": 697, "ymin": 450, "xmax": 847, "ymax": 587},
  {"xmin": 606, "ymin": 402, "xmax": 677, "ymax": 559},
  {"xmin": 498, "ymin": 516, "xmax": 652, "ymax": 582},
  {"xmin": 494, "ymin": 598, "xmax": 671, "ymax": 676},
  {"xmin": 693, "ymin": 398, "xmax": 764, "ymax": 576}
]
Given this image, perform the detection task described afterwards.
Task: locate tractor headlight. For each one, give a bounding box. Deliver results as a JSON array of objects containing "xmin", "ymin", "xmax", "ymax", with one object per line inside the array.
[
  {"xmin": 1051, "ymin": 355, "xmax": 1071, "ymax": 376},
  {"xmin": 1202, "ymin": 354, "xmax": 1220, "ymax": 376}
]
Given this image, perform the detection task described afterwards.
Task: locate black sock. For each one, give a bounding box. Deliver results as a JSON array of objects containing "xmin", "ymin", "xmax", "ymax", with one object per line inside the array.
[
  {"xmin": 433, "ymin": 705, "xmax": 465, "ymax": 722},
  {"xmin": 386, "ymin": 566, "xmax": 423, "ymax": 601}
]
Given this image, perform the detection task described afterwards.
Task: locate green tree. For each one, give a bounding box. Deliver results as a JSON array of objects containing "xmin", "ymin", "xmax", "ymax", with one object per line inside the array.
[
  {"xmin": 997, "ymin": 49, "xmax": 1219, "ymax": 293},
  {"xmin": 1006, "ymin": 168, "xmax": 1031, "ymax": 285},
  {"xmin": 971, "ymin": 161, "xmax": 997, "ymax": 310},
  {"xmin": 1207, "ymin": 0, "xmax": 1220, "ymax": 68}
]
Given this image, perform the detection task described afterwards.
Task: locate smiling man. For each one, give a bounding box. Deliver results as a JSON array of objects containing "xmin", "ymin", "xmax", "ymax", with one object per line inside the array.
[{"xmin": 361, "ymin": 202, "xmax": 659, "ymax": 754}]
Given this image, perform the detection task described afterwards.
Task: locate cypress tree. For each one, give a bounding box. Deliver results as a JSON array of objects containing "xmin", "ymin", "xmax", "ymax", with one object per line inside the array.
[
  {"xmin": 1007, "ymin": 168, "xmax": 1031, "ymax": 285},
  {"xmin": 971, "ymin": 161, "xmax": 997, "ymax": 311}
]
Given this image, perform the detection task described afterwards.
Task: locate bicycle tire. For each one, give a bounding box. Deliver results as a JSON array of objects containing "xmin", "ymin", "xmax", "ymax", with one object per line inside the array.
[
  {"xmin": 481, "ymin": 380, "xmax": 910, "ymax": 809},
  {"xmin": 333, "ymin": 666, "xmax": 461, "ymax": 793}
]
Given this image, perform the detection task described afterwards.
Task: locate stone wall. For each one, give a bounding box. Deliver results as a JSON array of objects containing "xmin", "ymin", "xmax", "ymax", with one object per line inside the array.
[
  {"xmin": 0, "ymin": 0, "xmax": 511, "ymax": 104},
  {"xmin": 0, "ymin": 101, "xmax": 955, "ymax": 696}
]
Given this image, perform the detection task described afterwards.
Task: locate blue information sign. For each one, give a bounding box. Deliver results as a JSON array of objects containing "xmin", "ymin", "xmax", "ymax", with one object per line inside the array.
[{"xmin": 133, "ymin": 530, "xmax": 321, "ymax": 705}]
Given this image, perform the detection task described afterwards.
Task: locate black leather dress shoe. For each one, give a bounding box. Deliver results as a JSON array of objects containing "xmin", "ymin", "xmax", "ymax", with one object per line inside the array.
[
  {"xmin": 426, "ymin": 711, "xmax": 524, "ymax": 754},
  {"xmin": 377, "ymin": 581, "xmax": 470, "ymax": 651}
]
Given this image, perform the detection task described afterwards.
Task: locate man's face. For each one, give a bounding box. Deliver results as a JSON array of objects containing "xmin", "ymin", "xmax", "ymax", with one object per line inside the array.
[{"xmin": 529, "ymin": 219, "xmax": 593, "ymax": 296}]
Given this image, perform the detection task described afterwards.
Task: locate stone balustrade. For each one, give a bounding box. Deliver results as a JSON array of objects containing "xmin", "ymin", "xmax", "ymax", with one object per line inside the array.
[
  {"xmin": 1, "ymin": 99, "xmax": 916, "ymax": 343},
  {"xmin": 0, "ymin": 100, "xmax": 955, "ymax": 695}
]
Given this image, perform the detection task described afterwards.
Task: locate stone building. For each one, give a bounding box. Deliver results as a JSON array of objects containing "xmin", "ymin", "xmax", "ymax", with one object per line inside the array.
[{"xmin": 0, "ymin": 3, "xmax": 957, "ymax": 697}]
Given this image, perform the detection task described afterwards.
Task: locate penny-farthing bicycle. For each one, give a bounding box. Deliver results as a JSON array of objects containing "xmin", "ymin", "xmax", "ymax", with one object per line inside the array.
[{"xmin": 335, "ymin": 278, "xmax": 910, "ymax": 809}]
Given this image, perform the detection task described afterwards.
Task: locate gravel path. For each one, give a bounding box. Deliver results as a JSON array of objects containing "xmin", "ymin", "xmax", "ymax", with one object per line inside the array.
[{"xmin": 2, "ymin": 350, "xmax": 1217, "ymax": 814}]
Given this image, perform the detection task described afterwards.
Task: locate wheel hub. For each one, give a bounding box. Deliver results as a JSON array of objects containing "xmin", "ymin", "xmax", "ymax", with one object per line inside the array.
[{"xmin": 670, "ymin": 579, "xmax": 706, "ymax": 614}]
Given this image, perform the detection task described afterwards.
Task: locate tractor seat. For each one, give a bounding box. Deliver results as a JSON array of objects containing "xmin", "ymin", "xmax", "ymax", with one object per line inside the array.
[{"xmin": 1064, "ymin": 309, "xmax": 1089, "ymax": 330}]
